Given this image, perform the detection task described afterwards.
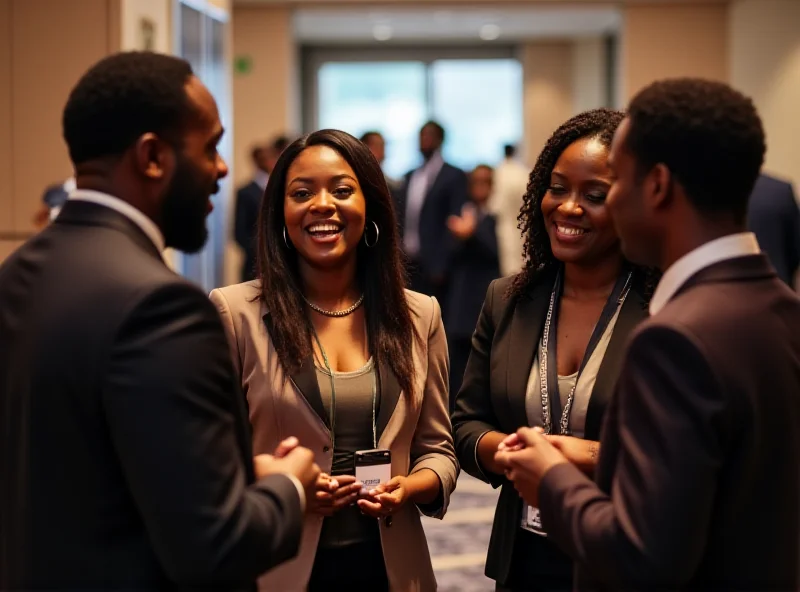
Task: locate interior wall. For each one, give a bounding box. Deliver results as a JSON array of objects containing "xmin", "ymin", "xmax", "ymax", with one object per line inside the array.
[
  {"xmin": 0, "ymin": 0, "xmax": 120, "ymax": 263},
  {"xmin": 521, "ymin": 41, "xmax": 574, "ymax": 164},
  {"xmin": 619, "ymin": 2, "xmax": 728, "ymax": 102},
  {"xmin": 730, "ymin": 0, "xmax": 800, "ymax": 188},
  {"xmin": 121, "ymin": 0, "xmax": 171, "ymax": 53},
  {"xmin": 572, "ymin": 36, "xmax": 606, "ymax": 114}
]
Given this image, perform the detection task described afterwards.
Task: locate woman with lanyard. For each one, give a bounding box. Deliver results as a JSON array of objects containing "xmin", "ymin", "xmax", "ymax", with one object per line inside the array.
[
  {"xmin": 452, "ymin": 109, "xmax": 658, "ymax": 592},
  {"xmin": 210, "ymin": 129, "xmax": 457, "ymax": 592}
]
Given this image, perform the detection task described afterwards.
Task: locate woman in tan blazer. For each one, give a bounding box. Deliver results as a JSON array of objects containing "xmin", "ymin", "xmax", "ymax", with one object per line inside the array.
[{"xmin": 210, "ymin": 129, "xmax": 457, "ymax": 591}]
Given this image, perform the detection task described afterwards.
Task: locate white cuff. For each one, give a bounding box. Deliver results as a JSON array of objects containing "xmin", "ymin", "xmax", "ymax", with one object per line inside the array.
[{"xmin": 285, "ymin": 474, "xmax": 306, "ymax": 513}]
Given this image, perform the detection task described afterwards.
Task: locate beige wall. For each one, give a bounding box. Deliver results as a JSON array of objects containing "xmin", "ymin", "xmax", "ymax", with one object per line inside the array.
[
  {"xmin": 521, "ymin": 42, "xmax": 575, "ymax": 163},
  {"xmin": 121, "ymin": 0, "xmax": 171, "ymax": 53},
  {"xmin": 572, "ymin": 37, "xmax": 606, "ymax": 115},
  {"xmin": 730, "ymin": 0, "xmax": 800, "ymax": 188},
  {"xmin": 232, "ymin": 5, "xmax": 295, "ymax": 188},
  {"xmin": 0, "ymin": 0, "xmax": 119, "ymax": 260},
  {"xmin": 619, "ymin": 2, "xmax": 728, "ymax": 103}
]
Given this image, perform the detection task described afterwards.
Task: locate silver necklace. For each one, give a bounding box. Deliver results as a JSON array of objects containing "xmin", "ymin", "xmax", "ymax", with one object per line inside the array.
[{"xmin": 303, "ymin": 293, "xmax": 364, "ymax": 317}]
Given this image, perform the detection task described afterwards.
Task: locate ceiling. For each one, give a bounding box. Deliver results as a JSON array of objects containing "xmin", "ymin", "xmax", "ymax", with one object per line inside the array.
[{"xmin": 292, "ymin": 6, "xmax": 621, "ymax": 43}]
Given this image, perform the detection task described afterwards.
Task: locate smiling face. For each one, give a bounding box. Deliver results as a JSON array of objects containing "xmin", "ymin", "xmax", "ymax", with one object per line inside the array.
[
  {"xmin": 283, "ymin": 144, "xmax": 367, "ymax": 271},
  {"xmin": 540, "ymin": 136, "xmax": 620, "ymax": 266}
]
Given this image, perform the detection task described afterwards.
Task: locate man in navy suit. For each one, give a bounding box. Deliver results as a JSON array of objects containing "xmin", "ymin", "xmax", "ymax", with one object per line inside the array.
[
  {"xmin": 394, "ymin": 121, "xmax": 468, "ymax": 304},
  {"xmin": 747, "ymin": 172, "xmax": 799, "ymax": 286}
]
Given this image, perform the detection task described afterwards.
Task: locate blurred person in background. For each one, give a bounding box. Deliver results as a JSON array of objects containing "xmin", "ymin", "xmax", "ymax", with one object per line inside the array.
[
  {"xmin": 493, "ymin": 144, "xmax": 530, "ymax": 276},
  {"xmin": 747, "ymin": 172, "xmax": 799, "ymax": 287},
  {"xmin": 445, "ymin": 164, "xmax": 500, "ymax": 409},
  {"xmin": 452, "ymin": 109, "xmax": 655, "ymax": 592},
  {"xmin": 210, "ymin": 129, "xmax": 458, "ymax": 591},
  {"xmin": 235, "ymin": 134, "xmax": 291, "ymax": 281},
  {"xmin": 32, "ymin": 177, "xmax": 75, "ymax": 228},
  {"xmin": 394, "ymin": 120, "xmax": 468, "ymax": 308},
  {"xmin": 0, "ymin": 51, "xmax": 318, "ymax": 590},
  {"xmin": 360, "ymin": 130, "xmax": 400, "ymax": 193}
]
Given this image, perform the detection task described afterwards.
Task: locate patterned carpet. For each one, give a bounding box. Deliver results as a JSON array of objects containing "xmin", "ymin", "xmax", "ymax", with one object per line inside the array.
[{"xmin": 422, "ymin": 473, "xmax": 500, "ymax": 591}]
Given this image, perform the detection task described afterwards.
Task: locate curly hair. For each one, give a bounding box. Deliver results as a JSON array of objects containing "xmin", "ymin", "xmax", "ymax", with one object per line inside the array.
[
  {"xmin": 63, "ymin": 52, "xmax": 193, "ymax": 165},
  {"xmin": 627, "ymin": 78, "xmax": 765, "ymax": 223}
]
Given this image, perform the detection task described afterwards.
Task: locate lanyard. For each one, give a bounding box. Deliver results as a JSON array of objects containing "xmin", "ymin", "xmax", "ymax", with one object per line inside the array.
[
  {"xmin": 311, "ymin": 328, "xmax": 378, "ymax": 450},
  {"xmin": 538, "ymin": 267, "xmax": 633, "ymax": 435}
]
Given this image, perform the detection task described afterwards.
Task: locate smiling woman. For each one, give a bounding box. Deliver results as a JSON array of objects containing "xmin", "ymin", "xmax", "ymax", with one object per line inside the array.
[{"xmin": 209, "ymin": 129, "xmax": 458, "ymax": 592}]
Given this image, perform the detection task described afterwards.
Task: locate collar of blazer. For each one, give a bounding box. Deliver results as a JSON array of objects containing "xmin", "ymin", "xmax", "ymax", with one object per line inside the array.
[
  {"xmin": 55, "ymin": 199, "xmax": 163, "ymax": 263},
  {"xmin": 261, "ymin": 310, "xmax": 403, "ymax": 444},
  {"xmin": 501, "ymin": 264, "xmax": 649, "ymax": 439},
  {"xmin": 670, "ymin": 254, "xmax": 775, "ymax": 304}
]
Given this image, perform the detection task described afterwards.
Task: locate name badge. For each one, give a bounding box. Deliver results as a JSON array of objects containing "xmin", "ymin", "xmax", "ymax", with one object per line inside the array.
[{"xmin": 520, "ymin": 503, "xmax": 547, "ymax": 537}]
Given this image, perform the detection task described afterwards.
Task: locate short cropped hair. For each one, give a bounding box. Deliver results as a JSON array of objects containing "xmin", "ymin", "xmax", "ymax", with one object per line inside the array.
[
  {"xmin": 626, "ymin": 78, "xmax": 766, "ymax": 221},
  {"xmin": 63, "ymin": 51, "xmax": 194, "ymax": 165},
  {"xmin": 421, "ymin": 121, "xmax": 445, "ymax": 142},
  {"xmin": 360, "ymin": 131, "xmax": 382, "ymax": 144},
  {"xmin": 504, "ymin": 144, "xmax": 516, "ymax": 158}
]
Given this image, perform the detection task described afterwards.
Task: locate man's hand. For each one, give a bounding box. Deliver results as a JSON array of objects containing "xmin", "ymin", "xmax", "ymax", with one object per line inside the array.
[
  {"xmin": 446, "ymin": 204, "xmax": 478, "ymax": 240},
  {"xmin": 311, "ymin": 474, "xmax": 363, "ymax": 516},
  {"xmin": 357, "ymin": 476, "xmax": 409, "ymax": 518},
  {"xmin": 494, "ymin": 427, "xmax": 569, "ymax": 506},
  {"xmin": 254, "ymin": 442, "xmax": 320, "ymax": 501}
]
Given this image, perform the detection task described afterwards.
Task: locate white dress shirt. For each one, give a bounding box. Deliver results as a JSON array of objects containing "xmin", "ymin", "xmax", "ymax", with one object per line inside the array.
[
  {"xmin": 254, "ymin": 170, "xmax": 269, "ymax": 192},
  {"xmin": 404, "ymin": 151, "xmax": 444, "ymax": 257},
  {"xmin": 650, "ymin": 232, "xmax": 761, "ymax": 315},
  {"xmin": 69, "ymin": 188, "xmax": 166, "ymax": 253}
]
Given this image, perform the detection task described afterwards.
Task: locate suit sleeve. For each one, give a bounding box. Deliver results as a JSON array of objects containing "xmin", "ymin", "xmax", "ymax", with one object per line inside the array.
[
  {"xmin": 468, "ymin": 214, "xmax": 500, "ymax": 261},
  {"xmin": 538, "ymin": 324, "xmax": 729, "ymax": 588},
  {"xmin": 102, "ymin": 282, "xmax": 303, "ymax": 586},
  {"xmin": 409, "ymin": 296, "xmax": 459, "ymax": 518},
  {"xmin": 451, "ymin": 280, "xmax": 505, "ymax": 488},
  {"xmin": 783, "ymin": 183, "xmax": 800, "ymax": 281}
]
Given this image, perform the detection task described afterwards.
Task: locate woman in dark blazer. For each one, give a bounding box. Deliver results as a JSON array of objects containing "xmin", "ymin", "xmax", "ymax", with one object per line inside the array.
[{"xmin": 452, "ymin": 109, "xmax": 656, "ymax": 591}]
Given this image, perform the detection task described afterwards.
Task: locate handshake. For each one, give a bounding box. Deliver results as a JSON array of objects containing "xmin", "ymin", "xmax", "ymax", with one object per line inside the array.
[{"xmin": 253, "ymin": 437, "xmax": 321, "ymax": 507}]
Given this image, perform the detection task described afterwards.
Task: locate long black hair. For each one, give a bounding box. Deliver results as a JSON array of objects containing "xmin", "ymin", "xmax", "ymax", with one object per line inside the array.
[
  {"xmin": 510, "ymin": 108, "xmax": 658, "ymax": 299},
  {"xmin": 256, "ymin": 129, "xmax": 420, "ymax": 397}
]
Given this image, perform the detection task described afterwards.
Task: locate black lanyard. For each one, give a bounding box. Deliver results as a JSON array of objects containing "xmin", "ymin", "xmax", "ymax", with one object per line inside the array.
[{"xmin": 539, "ymin": 267, "xmax": 633, "ymax": 435}]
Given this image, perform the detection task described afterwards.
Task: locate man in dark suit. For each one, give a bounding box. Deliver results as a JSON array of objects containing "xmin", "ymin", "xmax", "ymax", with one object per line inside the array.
[
  {"xmin": 394, "ymin": 121, "xmax": 468, "ymax": 303},
  {"xmin": 235, "ymin": 145, "xmax": 269, "ymax": 281},
  {"xmin": 496, "ymin": 78, "xmax": 800, "ymax": 590},
  {"xmin": 748, "ymin": 172, "xmax": 800, "ymax": 286},
  {"xmin": 0, "ymin": 52, "xmax": 319, "ymax": 590}
]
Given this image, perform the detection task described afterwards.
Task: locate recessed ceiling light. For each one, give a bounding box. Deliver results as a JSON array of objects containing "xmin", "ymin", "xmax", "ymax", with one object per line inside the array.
[
  {"xmin": 373, "ymin": 24, "xmax": 393, "ymax": 41},
  {"xmin": 479, "ymin": 24, "xmax": 501, "ymax": 41}
]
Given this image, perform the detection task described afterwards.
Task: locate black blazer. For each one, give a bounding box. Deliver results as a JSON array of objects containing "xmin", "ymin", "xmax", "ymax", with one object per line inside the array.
[
  {"xmin": 0, "ymin": 201, "xmax": 303, "ymax": 590},
  {"xmin": 451, "ymin": 268, "xmax": 648, "ymax": 586},
  {"xmin": 538, "ymin": 255, "xmax": 800, "ymax": 591},
  {"xmin": 394, "ymin": 162, "xmax": 468, "ymax": 278},
  {"xmin": 235, "ymin": 180, "xmax": 262, "ymax": 282},
  {"xmin": 747, "ymin": 173, "xmax": 799, "ymax": 286},
  {"xmin": 444, "ymin": 212, "xmax": 501, "ymax": 338}
]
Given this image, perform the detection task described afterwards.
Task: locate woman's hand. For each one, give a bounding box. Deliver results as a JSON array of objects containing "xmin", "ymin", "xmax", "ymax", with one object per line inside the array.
[
  {"xmin": 357, "ymin": 476, "xmax": 409, "ymax": 518},
  {"xmin": 309, "ymin": 474, "xmax": 363, "ymax": 517},
  {"xmin": 544, "ymin": 436, "xmax": 600, "ymax": 475}
]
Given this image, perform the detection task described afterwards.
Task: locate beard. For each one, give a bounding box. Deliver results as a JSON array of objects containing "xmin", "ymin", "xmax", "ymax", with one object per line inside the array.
[{"xmin": 160, "ymin": 156, "xmax": 217, "ymax": 254}]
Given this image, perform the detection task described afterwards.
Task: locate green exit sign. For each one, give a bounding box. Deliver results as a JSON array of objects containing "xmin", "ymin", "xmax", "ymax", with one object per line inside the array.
[{"xmin": 234, "ymin": 55, "xmax": 252, "ymax": 75}]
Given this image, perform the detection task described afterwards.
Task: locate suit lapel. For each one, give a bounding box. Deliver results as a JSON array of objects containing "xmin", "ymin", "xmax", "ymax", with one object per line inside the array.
[
  {"xmin": 503, "ymin": 271, "xmax": 555, "ymax": 431},
  {"xmin": 262, "ymin": 314, "xmax": 330, "ymax": 429},
  {"xmin": 377, "ymin": 359, "xmax": 402, "ymax": 442},
  {"xmin": 584, "ymin": 285, "xmax": 648, "ymax": 439}
]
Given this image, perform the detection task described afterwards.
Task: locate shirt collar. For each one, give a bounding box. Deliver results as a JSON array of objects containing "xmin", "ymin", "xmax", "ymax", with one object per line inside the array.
[
  {"xmin": 68, "ymin": 189, "xmax": 166, "ymax": 253},
  {"xmin": 649, "ymin": 232, "xmax": 760, "ymax": 315}
]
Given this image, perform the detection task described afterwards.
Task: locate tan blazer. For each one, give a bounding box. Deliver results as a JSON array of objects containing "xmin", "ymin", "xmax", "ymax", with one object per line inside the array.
[{"xmin": 209, "ymin": 281, "xmax": 458, "ymax": 591}]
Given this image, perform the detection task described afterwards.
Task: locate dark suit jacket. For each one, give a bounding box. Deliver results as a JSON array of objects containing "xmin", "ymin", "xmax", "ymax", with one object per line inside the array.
[
  {"xmin": 539, "ymin": 255, "xmax": 800, "ymax": 591},
  {"xmin": 235, "ymin": 180, "xmax": 262, "ymax": 282},
  {"xmin": 748, "ymin": 173, "xmax": 800, "ymax": 286},
  {"xmin": 451, "ymin": 268, "xmax": 649, "ymax": 586},
  {"xmin": 0, "ymin": 201, "xmax": 303, "ymax": 590},
  {"xmin": 444, "ymin": 211, "xmax": 501, "ymax": 337},
  {"xmin": 394, "ymin": 162, "xmax": 468, "ymax": 279}
]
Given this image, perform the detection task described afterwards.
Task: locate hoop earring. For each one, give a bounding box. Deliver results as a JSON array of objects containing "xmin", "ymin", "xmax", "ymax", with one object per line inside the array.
[
  {"xmin": 283, "ymin": 226, "xmax": 293, "ymax": 249},
  {"xmin": 364, "ymin": 220, "xmax": 380, "ymax": 248}
]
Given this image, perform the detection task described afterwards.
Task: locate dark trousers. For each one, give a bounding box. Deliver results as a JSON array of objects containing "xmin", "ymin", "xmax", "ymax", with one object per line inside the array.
[{"xmin": 308, "ymin": 540, "xmax": 389, "ymax": 591}]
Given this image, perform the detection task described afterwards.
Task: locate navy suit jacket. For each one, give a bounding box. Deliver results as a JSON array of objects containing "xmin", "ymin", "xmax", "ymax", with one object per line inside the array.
[
  {"xmin": 235, "ymin": 181, "xmax": 262, "ymax": 282},
  {"xmin": 747, "ymin": 173, "xmax": 799, "ymax": 286}
]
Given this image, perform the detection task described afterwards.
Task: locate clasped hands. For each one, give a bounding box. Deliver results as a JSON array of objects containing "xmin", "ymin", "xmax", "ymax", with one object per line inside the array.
[
  {"xmin": 494, "ymin": 428, "xmax": 599, "ymax": 507},
  {"xmin": 311, "ymin": 474, "xmax": 409, "ymax": 518}
]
